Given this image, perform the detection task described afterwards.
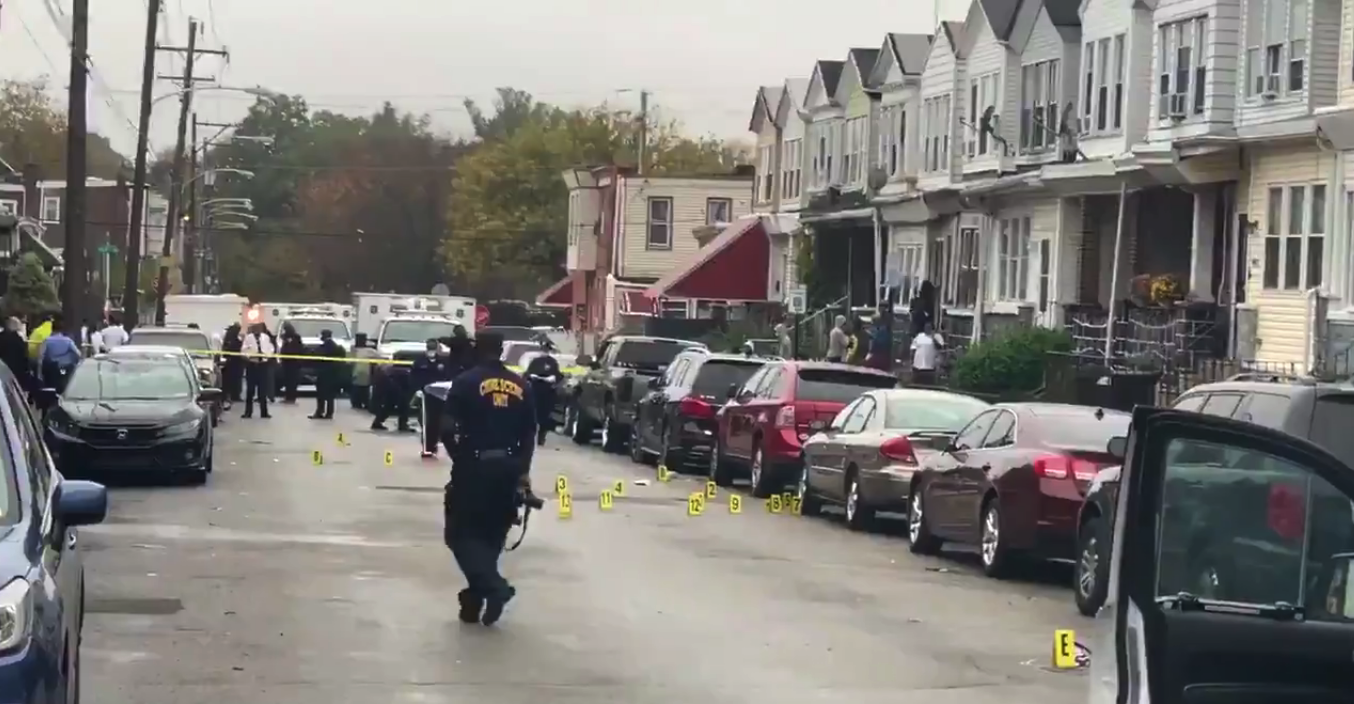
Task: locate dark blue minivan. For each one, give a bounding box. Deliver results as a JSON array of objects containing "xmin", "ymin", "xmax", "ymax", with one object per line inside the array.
[{"xmin": 0, "ymin": 365, "xmax": 107, "ymax": 703}]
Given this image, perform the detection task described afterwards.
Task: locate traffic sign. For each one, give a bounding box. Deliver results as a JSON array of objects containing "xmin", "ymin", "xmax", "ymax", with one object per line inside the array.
[
  {"xmin": 96, "ymin": 243, "xmax": 117, "ymax": 255},
  {"xmin": 786, "ymin": 288, "xmax": 807, "ymax": 315},
  {"xmin": 474, "ymin": 305, "xmax": 490, "ymax": 327}
]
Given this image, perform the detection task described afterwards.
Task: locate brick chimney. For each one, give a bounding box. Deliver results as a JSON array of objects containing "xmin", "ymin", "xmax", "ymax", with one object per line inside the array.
[{"xmin": 21, "ymin": 163, "xmax": 40, "ymax": 219}]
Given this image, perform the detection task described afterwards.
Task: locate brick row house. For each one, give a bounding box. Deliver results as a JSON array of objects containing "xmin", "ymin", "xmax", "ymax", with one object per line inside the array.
[{"xmin": 740, "ymin": 0, "xmax": 1354, "ymax": 371}]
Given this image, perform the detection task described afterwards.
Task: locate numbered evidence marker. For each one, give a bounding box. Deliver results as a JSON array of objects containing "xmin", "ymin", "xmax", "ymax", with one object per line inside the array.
[
  {"xmin": 1052, "ymin": 629, "xmax": 1078, "ymax": 669},
  {"xmin": 557, "ymin": 492, "xmax": 573, "ymax": 519},
  {"xmin": 687, "ymin": 492, "xmax": 706, "ymax": 516},
  {"xmin": 599, "ymin": 490, "xmax": 615, "ymax": 511},
  {"xmin": 312, "ymin": 450, "xmax": 324, "ymax": 466},
  {"xmin": 657, "ymin": 464, "xmax": 672, "ymax": 482},
  {"xmin": 383, "ymin": 450, "xmax": 394, "ymax": 467},
  {"xmin": 336, "ymin": 432, "xmax": 348, "ymax": 446},
  {"xmin": 555, "ymin": 474, "xmax": 570, "ymax": 496},
  {"xmin": 728, "ymin": 494, "xmax": 743, "ymax": 514},
  {"xmin": 611, "ymin": 479, "xmax": 626, "ymax": 496},
  {"xmin": 767, "ymin": 494, "xmax": 784, "ymax": 514},
  {"xmin": 705, "ymin": 480, "xmax": 717, "ymax": 500}
]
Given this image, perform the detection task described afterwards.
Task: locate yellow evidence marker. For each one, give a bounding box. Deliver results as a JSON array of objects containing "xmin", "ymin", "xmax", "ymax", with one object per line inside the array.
[
  {"xmin": 781, "ymin": 491, "xmax": 794, "ymax": 508},
  {"xmin": 311, "ymin": 450, "xmax": 323, "ymax": 466},
  {"xmin": 557, "ymin": 493, "xmax": 573, "ymax": 519},
  {"xmin": 611, "ymin": 479, "xmax": 626, "ymax": 496},
  {"xmin": 1052, "ymin": 630, "xmax": 1078, "ymax": 669},
  {"xmin": 657, "ymin": 465, "xmax": 672, "ymax": 482},
  {"xmin": 555, "ymin": 475, "xmax": 569, "ymax": 496},
  {"xmin": 687, "ymin": 492, "xmax": 705, "ymax": 516},
  {"xmin": 599, "ymin": 490, "xmax": 615, "ymax": 511},
  {"xmin": 728, "ymin": 494, "xmax": 743, "ymax": 514},
  {"xmin": 767, "ymin": 494, "xmax": 784, "ymax": 514},
  {"xmin": 790, "ymin": 496, "xmax": 803, "ymax": 516},
  {"xmin": 336, "ymin": 432, "xmax": 348, "ymax": 446},
  {"xmin": 383, "ymin": 450, "xmax": 394, "ymax": 467},
  {"xmin": 705, "ymin": 480, "xmax": 717, "ymax": 500}
]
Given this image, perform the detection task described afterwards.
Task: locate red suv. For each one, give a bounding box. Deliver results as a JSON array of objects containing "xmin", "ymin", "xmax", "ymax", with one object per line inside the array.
[{"xmin": 708, "ymin": 361, "xmax": 897, "ymax": 497}]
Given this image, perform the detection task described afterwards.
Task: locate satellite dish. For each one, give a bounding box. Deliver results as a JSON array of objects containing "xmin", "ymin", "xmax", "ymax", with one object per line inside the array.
[{"xmin": 431, "ymin": 283, "xmax": 450, "ymax": 296}]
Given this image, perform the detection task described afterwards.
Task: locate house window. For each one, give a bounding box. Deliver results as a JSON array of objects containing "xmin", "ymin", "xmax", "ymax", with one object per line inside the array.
[
  {"xmin": 0, "ymin": 200, "xmax": 16, "ymax": 216},
  {"xmin": 891, "ymin": 244, "xmax": 924, "ymax": 302},
  {"xmin": 1246, "ymin": 0, "xmax": 1307, "ymax": 96},
  {"xmin": 1020, "ymin": 60, "xmax": 1060, "ymax": 153},
  {"xmin": 646, "ymin": 197, "xmax": 673, "ymax": 250},
  {"xmin": 1262, "ymin": 184, "xmax": 1326, "ymax": 290},
  {"xmin": 758, "ymin": 145, "xmax": 774, "ymax": 202},
  {"xmin": 779, "ymin": 138, "xmax": 802, "ymax": 199},
  {"xmin": 826, "ymin": 120, "xmax": 841, "ymax": 185},
  {"xmin": 41, "ymin": 196, "xmax": 60, "ymax": 222},
  {"xmin": 942, "ymin": 226, "xmax": 980, "ymax": 309},
  {"xmin": 996, "ymin": 216, "xmax": 1031, "ymax": 301},
  {"xmin": 923, "ymin": 94, "xmax": 951, "ymax": 173},
  {"xmin": 967, "ymin": 72, "xmax": 999, "ymax": 158},
  {"xmin": 706, "ymin": 198, "xmax": 732, "ymax": 226},
  {"xmin": 842, "ymin": 116, "xmax": 868, "ymax": 186},
  {"xmin": 1158, "ymin": 16, "xmax": 1208, "ymax": 119},
  {"xmin": 1113, "ymin": 35, "xmax": 1125, "ymax": 130},
  {"xmin": 809, "ymin": 124, "xmax": 823, "ymax": 189},
  {"xmin": 1037, "ymin": 238, "xmax": 1051, "ymax": 313},
  {"xmin": 877, "ymin": 105, "xmax": 906, "ymax": 178}
]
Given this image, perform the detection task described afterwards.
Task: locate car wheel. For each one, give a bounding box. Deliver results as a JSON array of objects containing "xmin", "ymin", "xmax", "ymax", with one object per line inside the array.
[
  {"xmin": 183, "ymin": 466, "xmax": 208, "ymax": 486},
  {"xmin": 908, "ymin": 486, "xmax": 942, "ymax": 555},
  {"xmin": 1074, "ymin": 516, "xmax": 1110, "ymax": 617},
  {"xmin": 708, "ymin": 439, "xmax": 733, "ymax": 487},
  {"xmin": 979, "ymin": 497, "xmax": 1015, "ymax": 578},
  {"xmin": 749, "ymin": 443, "xmax": 775, "ymax": 498},
  {"xmin": 796, "ymin": 464, "xmax": 822, "ymax": 516},
  {"xmin": 563, "ymin": 404, "xmax": 577, "ymax": 437},
  {"xmin": 659, "ymin": 429, "xmax": 683, "ymax": 471},
  {"xmin": 65, "ymin": 643, "xmax": 79, "ymax": 704},
  {"xmin": 600, "ymin": 409, "xmax": 628, "ymax": 454},
  {"xmin": 628, "ymin": 427, "xmax": 647, "ymax": 464},
  {"xmin": 844, "ymin": 471, "xmax": 875, "ymax": 531},
  {"xmin": 571, "ymin": 403, "xmax": 593, "ymax": 445}
]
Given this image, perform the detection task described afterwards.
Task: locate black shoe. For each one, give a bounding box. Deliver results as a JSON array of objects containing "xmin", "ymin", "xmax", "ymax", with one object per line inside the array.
[
  {"xmin": 308, "ymin": 414, "xmax": 323, "ymax": 420},
  {"xmin": 371, "ymin": 422, "xmax": 388, "ymax": 431},
  {"xmin": 481, "ymin": 587, "xmax": 515, "ymax": 626},
  {"xmin": 241, "ymin": 412, "xmax": 253, "ymax": 419},
  {"xmin": 260, "ymin": 413, "xmax": 272, "ymax": 419},
  {"xmin": 458, "ymin": 591, "xmax": 483, "ymax": 624}
]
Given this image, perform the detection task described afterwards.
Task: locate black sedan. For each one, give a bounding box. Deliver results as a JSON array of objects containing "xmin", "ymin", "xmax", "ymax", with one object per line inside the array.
[
  {"xmin": 630, "ymin": 349, "xmax": 765, "ymax": 470},
  {"xmin": 42, "ymin": 355, "xmax": 221, "ymax": 485}
]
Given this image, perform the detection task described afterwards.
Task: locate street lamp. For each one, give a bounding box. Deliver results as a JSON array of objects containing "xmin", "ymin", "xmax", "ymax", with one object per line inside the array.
[
  {"xmin": 210, "ymin": 212, "xmax": 258, "ymax": 222},
  {"xmin": 152, "ymin": 85, "xmax": 284, "ymax": 108},
  {"xmin": 214, "ymin": 221, "xmax": 250, "ymax": 230},
  {"xmin": 183, "ymin": 168, "xmax": 253, "ymax": 192},
  {"xmin": 201, "ymin": 198, "xmax": 253, "ymax": 209}
]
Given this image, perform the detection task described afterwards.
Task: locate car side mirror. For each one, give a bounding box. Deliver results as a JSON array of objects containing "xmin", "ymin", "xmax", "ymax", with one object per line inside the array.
[
  {"xmin": 198, "ymin": 388, "xmax": 224, "ymax": 403},
  {"xmin": 54, "ymin": 480, "xmax": 108, "ymax": 528},
  {"xmin": 1107, "ymin": 436, "xmax": 1127, "ymax": 460},
  {"xmin": 1319, "ymin": 553, "xmax": 1354, "ymax": 620}
]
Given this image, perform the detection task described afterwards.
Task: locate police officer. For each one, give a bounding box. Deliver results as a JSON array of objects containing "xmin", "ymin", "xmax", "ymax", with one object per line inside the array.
[
  {"xmin": 524, "ymin": 349, "xmax": 561, "ymax": 446},
  {"xmin": 440, "ymin": 331, "xmax": 536, "ymax": 626},
  {"xmin": 309, "ymin": 329, "xmax": 345, "ymax": 420},
  {"xmin": 413, "ymin": 338, "xmax": 454, "ymax": 458},
  {"xmin": 371, "ymin": 355, "xmax": 415, "ymax": 433}
]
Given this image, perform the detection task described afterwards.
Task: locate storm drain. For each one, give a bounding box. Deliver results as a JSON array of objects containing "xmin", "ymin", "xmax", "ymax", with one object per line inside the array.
[{"xmin": 87, "ymin": 597, "xmax": 184, "ymax": 616}]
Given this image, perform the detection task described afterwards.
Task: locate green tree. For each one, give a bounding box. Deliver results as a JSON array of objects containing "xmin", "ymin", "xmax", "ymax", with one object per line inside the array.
[
  {"xmin": 1, "ymin": 252, "xmax": 59, "ymax": 319},
  {"xmin": 0, "ymin": 77, "xmax": 126, "ymax": 179}
]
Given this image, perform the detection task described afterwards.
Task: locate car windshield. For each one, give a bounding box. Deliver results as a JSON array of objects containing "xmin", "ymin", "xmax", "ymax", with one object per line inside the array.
[
  {"xmin": 795, "ymin": 369, "xmax": 897, "ymax": 403},
  {"xmin": 127, "ymin": 331, "xmax": 212, "ymax": 354},
  {"xmin": 883, "ymin": 393, "xmax": 989, "ymax": 430},
  {"xmin": 615, "ymin": 341, "xmax": 693, "ymax": 368},
  {"xmin": 285, "ymin": 319, "xmax": 351, "ymax": 339},
  {"xmin": 503, "ymin": 342, "xmax": 542, "ymax": 365},
  {"xmin": 64, "ymin": 359, "xmax": 194, "ymax": 400},
  {"xmin": 693, "ymin": 360, "xmax": 763, "ymax": 396},
  {"xmin": 1036, "ymin": 409, "xmax": 1132, "ymax": 452},
  {"xmin": 380, "ymin": 320, "xmax": 458, "ymax": 344}
]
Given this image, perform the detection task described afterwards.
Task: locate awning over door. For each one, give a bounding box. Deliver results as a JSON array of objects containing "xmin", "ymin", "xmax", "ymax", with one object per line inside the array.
[
  {"xmin": 616, "ymin": 284, "xmax": 657, "ymax": 316},
  {"xmin": 536, "ymin": 276, "xmax": 572, "ymax": 307},
  {"xmin": 646, "ymin": 215, "xmax": 769, "ymax": 301}
]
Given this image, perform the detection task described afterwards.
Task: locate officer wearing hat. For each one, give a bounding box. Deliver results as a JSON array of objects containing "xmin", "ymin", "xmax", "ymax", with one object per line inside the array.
[{"xmin": 439, "ymin": 330, "xmax": 537, "ymax": 626}]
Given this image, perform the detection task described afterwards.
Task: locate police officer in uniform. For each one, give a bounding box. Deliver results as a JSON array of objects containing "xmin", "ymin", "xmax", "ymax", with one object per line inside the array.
[
  {"xmin": 524, "ymin": 349, "xmax": 562, "ymax": 446},
  {"xmin": 413, "ymin": 338, "xmax": 454, "ymax": 458},
  {"xmin": 440, "ymin": 331, "xmax": 537, "ymax": 626}
]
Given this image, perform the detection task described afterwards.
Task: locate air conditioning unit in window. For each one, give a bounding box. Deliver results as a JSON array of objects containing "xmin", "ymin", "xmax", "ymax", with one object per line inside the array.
[
  {"xmin": 1262, "ymin": 74, "xmax": 1281, "ymax": 99},
  {"xmin": 1168, "ymin": 93, "xmax": 1188, "ymax": 119}
]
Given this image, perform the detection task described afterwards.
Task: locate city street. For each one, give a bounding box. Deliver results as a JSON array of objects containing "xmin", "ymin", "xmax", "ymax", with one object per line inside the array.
[{"xmin": 78, "ymin": 401, "xmax": 1092, "ymax": 704}]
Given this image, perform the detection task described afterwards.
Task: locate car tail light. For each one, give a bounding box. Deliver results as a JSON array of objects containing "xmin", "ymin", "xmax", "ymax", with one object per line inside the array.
[
  {"xmin": 774, "ymin": 405, "xmax": 795, "ymax": 429},
  {"xmin": 879, "ymin": 436, "xmax": 918, "ymax": 466},
  {"xmin": 678, "ymin": 396, "xmax": 714, "ymax": 419},
  {"xmin": 1033, "ymin": 454, "xmax": 1100, "ymax": 482}
]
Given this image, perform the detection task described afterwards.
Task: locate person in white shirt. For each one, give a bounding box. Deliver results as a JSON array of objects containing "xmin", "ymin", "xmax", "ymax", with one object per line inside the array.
[
  {"xmin": 909, "ymin": 322, "xmax": 944, "ymax": 387},
  {"xmin": 89, "ymin": 326, "xmax": 105, "ymax": 355},
  {"xmin": 101, "ymin": 318, "xmax": 128, "ymax": 350},
  {"xmin": 240, "ymin": 323, "xmax": 276, "ymax": 419}
]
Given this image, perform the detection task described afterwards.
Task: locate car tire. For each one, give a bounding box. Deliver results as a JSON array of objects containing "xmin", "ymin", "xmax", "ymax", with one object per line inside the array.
[
  {"xmin": 210, "ymin": 406, "xmax": 219, "ymax": 428},
  {"xmin": 65, "ymin": 643, "xmax": 79, "ymax": 704},
  {"xmin": 628, "ymin": 428, "xmax": 647, "ymax": 464},
  {"xmin": 659, "ymin": 428, "xmax": 683, "ymax": 471},
  {"xmin": 796, "ymin": 464, "xmax": 823, "ymax": 517},
  {"xmin": 571, "ymin": 404, "xmax": 593, "ymax": 445},
  {"xmin": 183, "ymin": 466, "xmax": 208, "ymax": 486},
  {"xmin": 979, "ymin": 497, "xmax": 1016, "ymax": 578},
  {"xmin": 1074, "ymin": 515, "xmax": 1110, "ymax": 617},
  {"xmin": 749, "ymin": 443, "xmax": 775, "ymax": 498},
  {"xmin": 600, "ymin": 409, "xmax": 628, "ymax": 454},
  {"xmin": 843, "ymin": 471, "xmax": 875, "ymax": 532},
  {"xmin": 563, "ymin": 404, "xmax": 578, "ymax": 437},
  {"xmin": 708, "ymin": 439, "xmax": 734, "ymax": 487},
  {"xmin": 908, "ymin": 486, "xmax": 942, "ymax": 555}
]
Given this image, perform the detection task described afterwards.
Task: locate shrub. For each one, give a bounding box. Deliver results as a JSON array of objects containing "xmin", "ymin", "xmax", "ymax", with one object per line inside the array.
[{"xmin": 952, "ymin": 327, "xmax": 1072, "ymax": 396}]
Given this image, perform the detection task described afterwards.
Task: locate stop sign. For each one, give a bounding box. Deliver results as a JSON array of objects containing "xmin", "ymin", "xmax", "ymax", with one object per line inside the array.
[{"xmin": 474, "ymin": 305, "xmax": 490, "ymax": 327}]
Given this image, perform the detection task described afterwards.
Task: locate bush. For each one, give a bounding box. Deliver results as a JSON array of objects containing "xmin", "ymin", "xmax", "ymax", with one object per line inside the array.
[
  {"xmin": 952, "ymin": 327, "xmax": 1072, "ymax": 396},
  {"xmin": 0, "ymin": 252, "xmax": 59, "ymax": 320}
]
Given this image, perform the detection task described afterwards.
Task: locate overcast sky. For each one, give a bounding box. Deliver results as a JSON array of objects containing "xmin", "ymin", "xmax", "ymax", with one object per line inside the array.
[{"xmin": 1, "ymin": 0, "xmax": 971, "ymax": 156}]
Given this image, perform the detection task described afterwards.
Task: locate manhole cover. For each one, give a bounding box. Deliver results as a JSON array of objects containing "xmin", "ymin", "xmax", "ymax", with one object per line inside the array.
[{"xmin": 87, "ymin": 597, "xmax": 183, "ymax": 615}]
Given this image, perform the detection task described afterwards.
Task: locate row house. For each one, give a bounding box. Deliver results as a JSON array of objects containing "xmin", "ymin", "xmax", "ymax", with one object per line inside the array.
[
  {"xmin": 746, "ymin": 0, "xmax": 1354, "ymax": 369},
  {"xmin": 536, "ymin": 166, "xmax": 756, "ymax": 351}
]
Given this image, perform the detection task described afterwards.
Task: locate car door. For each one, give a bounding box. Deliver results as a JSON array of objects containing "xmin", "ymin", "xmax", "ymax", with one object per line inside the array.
[
  {"xmin": 730, "ymin": 366, "xmax": 779, "ymax": 460},
  {"xmin": 636, "ymin": 360, "xmax": 675, "ymax": 452},
  {"xmin": 721, "ymin": 365, "xmax": 768, "ymax": 458},
  {"xmin": 805, "ymin": 398, "xmax": 862, "ymax": 495},
  {"xmin": 832, "ymin": 395, "xmax": 879, "ymax": 499},
  {"xmin": 928, "ymin": 409, "xmax": 998, "ymax": 535},
  {"xmin": 580, "ymin": 341, "xmax": 613, "ymax": 422},
  {"xmin": 648, "ymin": 359, "xmax": 689, "ymax": 452},
  {"xmin": 1104, "ymin": 407, "xmax": 1354, "ymax": 704},
  {"xmin": 953, "ymin": 408, "xmax": 1016, "ymax": 532}
]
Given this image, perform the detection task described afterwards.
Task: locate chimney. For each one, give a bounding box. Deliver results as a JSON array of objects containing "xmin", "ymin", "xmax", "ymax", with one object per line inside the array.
[{"xmin": 21, "ymin": 163, "xmax": 40, "ymax": 220}]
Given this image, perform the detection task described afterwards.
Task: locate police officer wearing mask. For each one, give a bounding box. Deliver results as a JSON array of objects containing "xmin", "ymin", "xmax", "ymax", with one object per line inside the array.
[
  {"xmin": 439, "ymin": 331, "xmax": 537, "ymax": 626},
  {"xmin": 309, "ymin": 329, "xmax": 345, "ymax": 420},
  {"xmin": 413, "ymin": 338, "xmax": 454, "ymax": 459},
  {"xmin": 371, "ymin": 350, "xmax": 415, "ymax": 434},
  {"xmin": 524, "ymin": 347, "xmax": 561, "ymax": 446}
]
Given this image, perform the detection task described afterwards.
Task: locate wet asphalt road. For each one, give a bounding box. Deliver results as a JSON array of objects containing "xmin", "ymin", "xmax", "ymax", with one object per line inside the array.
[{"xmin": 77, "ymin": 401, "xmax": 1093, "ymax": 704}]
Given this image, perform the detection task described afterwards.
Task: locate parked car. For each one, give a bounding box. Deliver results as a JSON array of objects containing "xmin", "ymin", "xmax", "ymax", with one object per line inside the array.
[
  {"xmin": 570, "ymin": 335, "xmax": 705, "ymax": 452},
  {"xmin": 1073, "ymin": 378, "xmax": 1354, "ymax": 616},
  {"xmin": 0, "ymin": 365, "xmax": 108, "ymax": 704},
  {"xmin": 124, "ymin": 325, "xmax": 221, "ymax": 397},
  {"xmin": 907, "ymin": 403, "xmax": 1129, "ymax": 578},
  {"xmin": 709, "ymin": 361, "xmax": 898, "ymax": 497},
  {"xmin": 800, "ymin": 389, "xmax": 989, "ymax": 530},
  {"xmin": 106, "ymin": 345, "xmax": 223, "ymax": 426},
  {"xmin": 502, "ymin": 341, "xmax": 543, "ymax": 368},
  {"xmin": 630, "ymin": 349, "xmax": 766, "ymax": 469},
  {"xmin": 43, "ymin": 355, "xmax": 221, "ymax": 485}
]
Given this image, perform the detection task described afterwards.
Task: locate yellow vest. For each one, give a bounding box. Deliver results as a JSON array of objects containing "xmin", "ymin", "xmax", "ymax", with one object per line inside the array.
[{"xmin": 27, "ymin": 321, "xmax": 51, "ymax": 361}]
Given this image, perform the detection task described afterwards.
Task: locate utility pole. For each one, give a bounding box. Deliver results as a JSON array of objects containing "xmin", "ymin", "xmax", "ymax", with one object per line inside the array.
[
  {"xmin": 184, "ymin": 116, "xmax": 198, "ymax": 293},
  {"xmin": 196, "ymin": 119, "xmax": 233, "ymax": 294},
  {"xmin": 61, "ymin": 0, "xmax": 90, "ymax": 330},
  {"xmin": 154, "ymin": 18, "xmax": 225, "ymax": 324},
  {"xmin": 123, "ymin": 0, "xmax": 160, "ymax": 332},
  {"xmin": 637, "ymin": 90, "xmax": 649, "ymax": 175}
]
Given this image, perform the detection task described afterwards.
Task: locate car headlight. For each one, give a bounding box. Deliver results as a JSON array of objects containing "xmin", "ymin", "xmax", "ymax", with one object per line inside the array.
[
  {"xmin": 0, "ymin": 579, "xmax": 33, "ymax": 653},
  {"xmin": 163, "ymin": 419, "xmax": 201, "ymax": 437}
]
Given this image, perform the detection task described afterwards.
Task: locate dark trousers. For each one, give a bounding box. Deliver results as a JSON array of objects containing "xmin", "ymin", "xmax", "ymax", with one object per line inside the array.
[
  {"xmin": 281, "ymin": 362, "xmax": 300, "ymax": 401},
  {"xmin": 910, "ymin": 368, "xmax": 937, "ymax": 386},
  {"xmin": 451, "ymin": 536, "xmax": 511, "ymax": 601},
  {"xmin": 421, "ymin": 394, "xmax": 443, "ymax": 454},
  {"xmin": 223, "ymin": 361, "xmax": 244, "ymax": 401},
  {"xmin": 313, "ymin": 381, "xmax": 336, "ymax": 418},
  {"xmin": 40, "ymin": 360, "xmax": 73, "ymax": 393},
  {"xmin": 349, "ymin": 384, "xmax": 369, "ymax": 409},
  {"xmin": 244, "ymin": 363, "xmax": 270, "ymax": 417},
  {"xmin": 372, "ymin": 377, "xmax": 410, "ymax": 429}
]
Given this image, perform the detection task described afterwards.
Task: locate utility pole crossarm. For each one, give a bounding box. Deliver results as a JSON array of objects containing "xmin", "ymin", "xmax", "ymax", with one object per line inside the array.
[
  {"xmin": 156, "ymin": 75, "xmax": 216, "ymax": 83},
  {"xmin": 156, "ymin": 45, "xmax": 228, "ymax": 56}
]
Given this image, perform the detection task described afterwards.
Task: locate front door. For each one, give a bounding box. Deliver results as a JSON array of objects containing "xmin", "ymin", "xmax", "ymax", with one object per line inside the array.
[{"xmin": 1104, "ymin": 407, "xmax": 1354, "ymax": 704}]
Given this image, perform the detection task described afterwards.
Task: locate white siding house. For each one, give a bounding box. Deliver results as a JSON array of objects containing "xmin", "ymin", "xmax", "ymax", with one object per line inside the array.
[
  {"xmin": 803, "ymin": 60, "xmax": 847, "ymax": 196},
  {"xmin": 1144, "ymin": 0, "xmax": 1242, "ymax": 144},
  {"xmin": 750, "ymin": 85, "xmax": 783, "ymax": 213},
  {"xmin": 1076, "ymin": 0, "xmax": 1156, "ymax": 159},
  {"xmin": 957, "ymin": 0, "xmax": 1026, "ymax": 176},
  {"xmin": 918, "ymin": 22, "xmax": 968, "ymax": 192},
  {"xmin": 776, "ymin": 78, "xmax": 810, "ymax": 213},
  {"xmin": 1236, "ymin": 0, "xmax": 1340, "ymax": 131}
]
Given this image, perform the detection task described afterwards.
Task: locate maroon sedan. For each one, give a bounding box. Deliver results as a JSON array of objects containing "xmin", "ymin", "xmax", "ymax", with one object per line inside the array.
[{"xmin": 906, "ymin": 403, "xmax": 1129, "ymax": 578}]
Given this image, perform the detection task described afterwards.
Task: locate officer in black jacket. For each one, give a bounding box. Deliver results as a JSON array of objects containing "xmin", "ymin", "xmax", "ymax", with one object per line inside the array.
[
  {"xmin": 524, "ymin": 351, "xmax": 561, "ymax": 446},
  {"xmin": 413, "ymin": 338, "xmax": 454, "ymax": 458},
  {"xmin": 445, "ymin": 325, "xmax": 473, "ymax": 376},
  {"xmin": 309, "ymin": 329, "xmax": 345, "ymax": 420},
  {"xmin": 440, "ymin": 331, "xmax": 536, "ymax": 626}
]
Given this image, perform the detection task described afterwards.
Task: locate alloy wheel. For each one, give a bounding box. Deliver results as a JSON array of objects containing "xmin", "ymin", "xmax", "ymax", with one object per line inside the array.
[
  {"xmin": 601, "ymin": 417, "xmax": 611, "ymax": 448},
  {"xmin": 751, "ymin": 448, "xmax": 762, "ymax": 488},
  {"xmin": 846, "ymin": 478, "xmax": 859, "ymax": 523},
  {"xmin": 908, "ymin": 492, "xmax": 923, "ymax": 542},
  {"xmin": 981, "ymin": 505, "xmax": 1001, "ymax": 567},
  {"xmin": 1077, "ymin": 536, "xmax": 1099, "ymax": 598},
  {"xmin": 796, "ymin": 466, "xmax": 809, "ymax": 501}
]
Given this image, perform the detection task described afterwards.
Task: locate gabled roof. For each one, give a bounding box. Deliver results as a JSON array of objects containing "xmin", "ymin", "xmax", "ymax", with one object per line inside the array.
[
  {"xmin": 804, "ymin": 60, "xmax": 845, "ymax": 110},
  {"xmin": 939, "ymin": 21, "xmax": 968, "ymax": 59},
  {"xmin": 747, "ymin": 85, "xmax": 781, "ymax": 133},
  {"xmin": 1014, "ymin": 0, "xmax": 1081, "ymax": 50},
  {"xmin": 848, "ymin": 47, "xmax": 881, "ymax": 86},
  {"xmin": 836, "ymin": 48, "xmax": 879, "ymax": 100},
  {"xmin": 890, "ymin": 33, "xmax": 933, "ymax": 75},
  {"xmin": 1044, "ymin": 0, "xmax": 1080, "ymax": 25},
  {"xmin": 775, "ymin": 78, "xmax": 810, "ymax": 124},
  {"xmin": 972, "ymin": 0, "xmax": 1023, "ymax": 43}
]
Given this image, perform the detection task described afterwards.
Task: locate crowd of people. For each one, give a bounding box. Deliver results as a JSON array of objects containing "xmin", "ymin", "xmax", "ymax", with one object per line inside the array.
[{"xmin": 0, "ymin": 312, "xmax": 130, "ymax": 397}]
